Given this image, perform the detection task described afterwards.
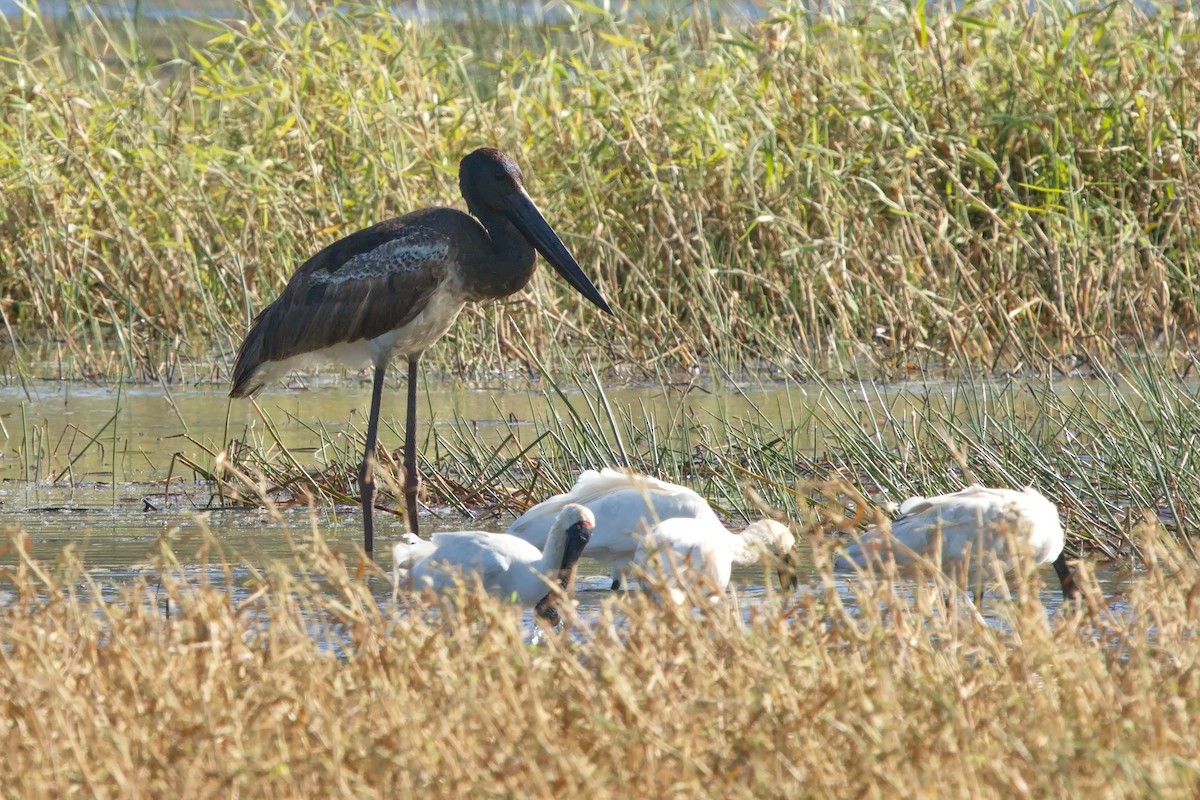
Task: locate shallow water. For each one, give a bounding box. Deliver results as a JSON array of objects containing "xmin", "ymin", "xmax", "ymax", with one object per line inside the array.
[
  {"xmin": 1, "ymin": 378, "xmax": 1132, "ymax": 633},
  {"xmin": 2, "ymin": 495, "xmax": 1125, "ymax": 637},
  {"xmin": 0, "ymin": 371, "xmax": 1126, "ymax": 489},
  {"xmin": 1, "ymin": 376, "xmax": 820, "ymax": 488}
]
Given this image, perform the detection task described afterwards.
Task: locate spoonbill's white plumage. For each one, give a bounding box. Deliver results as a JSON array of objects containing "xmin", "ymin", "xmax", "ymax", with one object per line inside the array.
[
  {"xmin": 634, "ymin": 516, "xmax": 796, "ymax": 604},
  {"xmin": 393, "ymin": 532, "xmax": 435, "ymax": 566},
  {"xmin": 394, "ymin": 504, "xmax": 595, "ymax": 621},
  {"xmin": 836, "ymin": 485, "xmax": 1076, "ymax": 599},
  {"xmin": 507, "ymin": 468, "xmax": 795, "ymax": 592}
]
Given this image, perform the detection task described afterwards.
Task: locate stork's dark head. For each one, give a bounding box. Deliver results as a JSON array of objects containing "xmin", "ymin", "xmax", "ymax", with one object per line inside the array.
[
  {"xmin": 459, "ymin": 147, "xmax": 526, "ymax": 205},
  {"xmin": 458, "ymin": 147, "xmax": 613, "ymax": 316}
]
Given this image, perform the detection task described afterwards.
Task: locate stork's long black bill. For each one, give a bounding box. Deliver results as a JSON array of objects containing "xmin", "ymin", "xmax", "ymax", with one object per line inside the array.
[
  {"xmin": 506, "ymin": 191, "xmax": 614, "ymax": 316},
  {"xmin": 775, "ymin": 547, "xmax": 800, "ymax": 593}
]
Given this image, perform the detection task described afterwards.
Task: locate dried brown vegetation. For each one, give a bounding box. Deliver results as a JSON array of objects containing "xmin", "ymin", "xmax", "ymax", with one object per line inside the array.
[{"xmin": 1, "ymin": 520, "xmax": 1198, "ymax": 797}]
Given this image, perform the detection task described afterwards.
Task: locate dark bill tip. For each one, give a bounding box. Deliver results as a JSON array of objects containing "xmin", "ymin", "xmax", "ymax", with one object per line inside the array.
[
  {"xmin": 505, "ymin": 191, "xmax": 614, "ymax": 316},
  {"xmin": 534, "ymin": 593, "xmax": 561, "ymax": 624},
  {"xmin": 777, "ymin": 566, "xmax": 798, "ymax": 594},
  {"xmin": 1052, "ymin": 552, "xmax": 1078, "ymax": 601}
]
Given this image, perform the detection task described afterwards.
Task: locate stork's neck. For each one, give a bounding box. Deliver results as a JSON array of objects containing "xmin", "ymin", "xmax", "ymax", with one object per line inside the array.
[
  {"xmin": 463, "ymin": 205, "xmax": 537, "ymax": 300},
  {"xmin": 533, "ymin": 529, "xmax": 568, "ymax": 625}
]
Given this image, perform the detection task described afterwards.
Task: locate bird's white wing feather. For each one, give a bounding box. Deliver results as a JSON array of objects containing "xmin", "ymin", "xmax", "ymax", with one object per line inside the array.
[
  {"xmin": 634, "ymin": 517, "xmax": 732, "ymax": 594},
  {"xmin": 839, "ymin": 485, "xmax": 1063, "ymax": 570},
  {"xmin": 413, "ymin": 531, "xmax": 541, "ymax": 594},
  {"xmin": 508, "ymin": 469, "xmax": 716, "ymax": 567}
]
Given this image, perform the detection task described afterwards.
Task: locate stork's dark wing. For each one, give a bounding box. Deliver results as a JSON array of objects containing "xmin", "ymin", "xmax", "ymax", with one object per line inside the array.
[{"xmin": 230, "ymin": 219, "xmax": 455, "ymax": 397}]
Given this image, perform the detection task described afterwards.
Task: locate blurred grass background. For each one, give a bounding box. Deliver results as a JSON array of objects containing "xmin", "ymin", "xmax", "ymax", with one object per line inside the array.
[{"xmin": 2, "ymin": 0, "xmax": 1198, "ymax": 381}]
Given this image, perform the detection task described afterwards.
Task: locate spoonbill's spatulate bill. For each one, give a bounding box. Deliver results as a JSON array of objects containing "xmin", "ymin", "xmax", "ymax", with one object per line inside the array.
[
  {"xmin": 836, "ymin": 485, "xmax": 1077, "ymax": 600},
  {"xmin": 508, "ymin": 468, "xmax": 797, "ymax": 592},
  {"xmin": 393, "ymin": 504, "xmax": 594, "ymax": 625},
  {"xmin": 229, "ymin": 149, "xmax": 613, "ymax": 556}
]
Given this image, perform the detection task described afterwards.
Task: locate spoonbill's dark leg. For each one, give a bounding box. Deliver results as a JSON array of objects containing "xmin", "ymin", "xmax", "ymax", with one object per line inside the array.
[
  {"xmin": 1053, "ymin": 552, "xmax": 1077, "ymax": 601},
  {"xmin": 403, "ymin": 354, "xmax": 422, "ymax": 535},
  {"xmin": 360, "ymin": 363, "xmax": 387, "ymax": 558}
]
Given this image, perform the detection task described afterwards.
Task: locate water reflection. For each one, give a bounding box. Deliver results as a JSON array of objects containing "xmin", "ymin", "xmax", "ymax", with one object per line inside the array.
[
  {"xmin": 0, "ymin": 375, "xmax": 1135, "ymax": 491},
  {"xmin": 1, "ymin": 379, "xmax": 811, "ymax": 488}
]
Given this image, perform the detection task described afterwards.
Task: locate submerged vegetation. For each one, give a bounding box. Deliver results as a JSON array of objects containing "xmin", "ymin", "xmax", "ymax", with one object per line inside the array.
[
  {"xmin": 2, "ymin": 522, "xmax": 1199, "ymax": 796},
  {"xmin": 2, "ymin": 0, "xmax": 1200, "ymax": 378},
  {"xmin": 198, "ymin": 353, "xmax": 1198, "ymax": 556},
  {"xmin": 7, "ymin": 352, "xmax": 1192, "ymax": 558}
]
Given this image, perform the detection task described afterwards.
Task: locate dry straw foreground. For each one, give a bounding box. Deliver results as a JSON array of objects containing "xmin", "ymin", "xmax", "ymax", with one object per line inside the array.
[{"xmin": 1, "ymin": 522, "xmax": 1199, "ymax": 798}]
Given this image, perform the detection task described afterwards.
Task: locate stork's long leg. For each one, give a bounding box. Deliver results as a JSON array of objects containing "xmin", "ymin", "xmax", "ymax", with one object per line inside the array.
[
  {"xmin": 360, "ymin": 364, "xmax": 387, "ymax": 557},
  {"xmin": 403, "ymin": 354, "xmax": 422, "ymax": 535}
]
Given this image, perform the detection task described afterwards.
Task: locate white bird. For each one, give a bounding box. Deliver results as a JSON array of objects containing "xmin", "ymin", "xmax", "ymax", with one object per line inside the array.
[
  {"xmin": 507, "ymin": 468, "xmax": 796, "ymax": 592},
  {"xmin": 394, "ymin": 504, "xmax": 595, "ymax": 622},
  {"xmin": 835, "ymin": 485, "xmax": 1076, "ymax": 599},
  {"xmin": 634, "ymin": 515, "xmax": 797, "ymax": 604}
]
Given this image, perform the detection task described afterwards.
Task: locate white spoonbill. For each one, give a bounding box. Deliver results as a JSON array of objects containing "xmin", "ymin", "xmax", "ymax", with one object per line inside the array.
[
  {"xmin": 634, "ymin": 515, "xmax": 797, "ymax": 604},
  {"xmin": 394, "ymin": 504, "xmax": 595, "ymax": 623},
  {"xmin": 835, "ymin": 485, "xmax": 1077, "ymax": 600},
  {"xmin": 508, "ymin": 468, "xmax": 796, "ymax": 591}
]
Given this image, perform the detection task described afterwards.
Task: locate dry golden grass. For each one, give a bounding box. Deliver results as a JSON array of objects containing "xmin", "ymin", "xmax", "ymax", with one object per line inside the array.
[{"xmin": 2, "ymin": 519, "xmax": 1198, "ymax": 798}]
